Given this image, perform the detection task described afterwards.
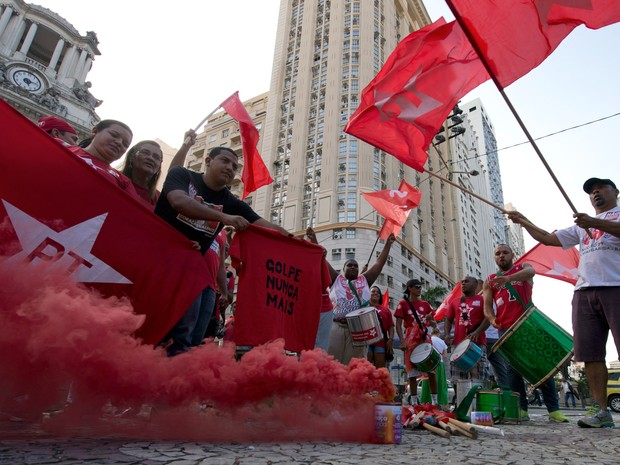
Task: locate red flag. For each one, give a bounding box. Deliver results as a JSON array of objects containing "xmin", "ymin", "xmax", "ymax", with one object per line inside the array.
[
  {"xmin": 229, "ymin": 225, "xmax": 332, "ymax": 353},
  {"xmin": 449, "ymin": 0, "xmax": 620, "ymax": 87},
  {"xmin": 361, "ymin": 180, "xmax": 422, "ymax": 239},
  {"xmin": 515, "ymin": 241, "xmax": 580, "ymax": 285},
  {"xmin": 220, "ymin": 91, "xmax": 273, "ymax": 199},
  {"xmin": 344, "ymin": 18, "xmax": 488, "ymax": 172},
  {"xmin": 434, "ymin": 284, "xmax": 463, "ymax": 321},
  {"xmin": 381, "ymin": 288, "xmax": 390, "ymax": 308},
  {"xmin": 0, "ymin": 100, "xmax": 210, "ymax": 345}
]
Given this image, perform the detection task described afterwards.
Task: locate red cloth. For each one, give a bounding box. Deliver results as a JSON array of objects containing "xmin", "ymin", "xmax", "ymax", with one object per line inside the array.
[
  {"xmin": 0, "ymin": 100, "xmax": 210, "ymax": 345},
  {"xmin": 446, "ymin": 295, "xmax": 486, "ymax": 346},
  {"xmin": 488, "ymin": 264, "xmax": 533, "ymax": 330},
  {"xmin": 203, "ymin": 231, "xmax": 227, "ymax": 290},
  {"xmin": 434, "ymin": 284, "xmax": 463, "ymax": 321},
  {"xmin": 361, "ymin": 180, "xmax": 421, "ymax": 239},
  {"xmin": 229, "ymin": 224, "xmax": 332, "ymax": 352},
  {"xmin": 381, "ymin": 288, "xmax": 390, "ymax": 308},
  {"xmin": 220, "ymin": 92, "xmax": 273, "ymax": 199},
  {"xmin": 132, "ymin": 183, "xmax": 160, "ymax": 210},
  {"xmin": 371, "ymin": 305, "xmax": 394, "ymax": 349},
  {"xmin": 344, "ymin": 18, "xmax": 488, "ymax": 172},
  {"xmin": 515, "ymin": 241, "xmax": 579, "ymax": 285},
  {"xmin": 449, "ymin": 0, "xmax": 620, "ymax": 87}
]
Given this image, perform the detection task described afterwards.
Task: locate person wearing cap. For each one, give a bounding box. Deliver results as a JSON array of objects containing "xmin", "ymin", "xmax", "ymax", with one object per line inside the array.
[
  {"xmin": 395, "ymin": 278, "xmax": 436, "ymax": 405},
  {"xmin": 37, "ymin": 116, "xmax": 79, "ymax": 145},
  {"xmin": 508, "ymin": 177, "xmax": 620, "ymax": 429}
]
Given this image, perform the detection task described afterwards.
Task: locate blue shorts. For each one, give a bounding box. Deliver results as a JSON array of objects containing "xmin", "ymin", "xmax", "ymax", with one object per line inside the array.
[{"xmin": 368, "ymin": 345, "xmax": 386, "ymax": 354}]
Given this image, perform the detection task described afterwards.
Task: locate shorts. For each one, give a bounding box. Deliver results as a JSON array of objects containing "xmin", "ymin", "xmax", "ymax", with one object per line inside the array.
[
  {"xmin": 368, "ymin": 345, "xmax": 386, "ymax": 354},
  {"xmin": 572, "ymin": 287, "xmax": 620, "ymax": 362}
]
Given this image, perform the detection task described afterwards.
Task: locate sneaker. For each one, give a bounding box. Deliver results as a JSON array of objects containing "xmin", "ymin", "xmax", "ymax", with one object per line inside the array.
[
  {"xmin": 519, "ymin": 408, "xmax": 530, "ymax": 421},
  {"xmin": 578, "ymin": 404, "xmax": 615, "ymax": 428},
  {"xmin": 549, "ymin": 410, "xmax": 569, "ymax": 423}
]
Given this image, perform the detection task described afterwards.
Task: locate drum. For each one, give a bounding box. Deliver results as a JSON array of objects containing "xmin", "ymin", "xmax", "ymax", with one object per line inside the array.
[
  {"xmin": 345, "ymin": 307, "xmax": 383, "ymax": 347},
  {"xmin": 492, "ymin": 305, "xmax": 574, "ymax": 387},
  {"xmin": 409, "ymin": 342, "xmax": 441, "ymax": 373},
  {"xmin": 476, "ymin": 389, "xmax": 521, "ymax": 423},
  {"xmin": 450, "ymin": 339, "xmax": 483, "ymax": 372}
]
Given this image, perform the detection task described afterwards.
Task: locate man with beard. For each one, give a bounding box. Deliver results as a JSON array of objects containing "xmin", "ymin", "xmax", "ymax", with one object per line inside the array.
[
  {"xmin": 483, "ymin": 244, "xmax": 568, "ymax": 423},
  {"xmin": 508, "ymin": 177, "xmax": 620, "ymax": 428}
]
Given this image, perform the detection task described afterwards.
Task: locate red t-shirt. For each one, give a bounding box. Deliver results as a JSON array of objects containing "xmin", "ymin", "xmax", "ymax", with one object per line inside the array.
[
  {"xmin": 394, "ymin": 299, "xmax": 434, "ymax": 328},
  {"xmin": 371, "ymin": 304, "xmax": 394, "ymax": 348},
  {"xmin": 447, "ymin": 295, "xmax": 486, "ymax": 346},
  {"xmin": 487, "ymin": 264, "xmax": 533, "ymax": 330},
  {"xmin": 132, "ymin": 183, "xmax": 160, "ymax": 210}
]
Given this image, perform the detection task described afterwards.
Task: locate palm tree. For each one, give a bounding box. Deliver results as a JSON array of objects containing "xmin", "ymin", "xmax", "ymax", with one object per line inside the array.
[{"xmin": 421, "ymin": 286, "xmax": 449, "ymax": 308}]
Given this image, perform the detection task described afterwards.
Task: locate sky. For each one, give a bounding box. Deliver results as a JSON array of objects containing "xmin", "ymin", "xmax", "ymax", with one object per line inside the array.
[{"xmin": 38, "ymin": 0, "xmax": 620, "ymax": 362}]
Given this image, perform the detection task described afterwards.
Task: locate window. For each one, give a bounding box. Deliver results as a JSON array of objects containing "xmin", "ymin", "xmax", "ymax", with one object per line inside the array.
[
  {"xmin": 387, "ymin": 256, "xmax": 393, "ymax": 267},
  {"xmin": 208, "ymin": 134, "xmax": 217, "ymax": 142},
  {"xmin": 387, "ymin": 276, "xmax": 394, "ymax": 286},
  {"xmin": 222, "ymin": 129, "xmax": 230, "ymax": 138},
  {"xmin": 332, "ymin": 248, "xmax": 342, "ymax": 260},
  {"xmin": 333, "ymin": 229, "xmax": 343, "ymax": 239},
  {"xmin": 345, "ymin": 248, "xmax": 355, "ymax": 260},
  {"xmin": 345, "ymin": 228, "xmax": 356, "ymax": 239}
]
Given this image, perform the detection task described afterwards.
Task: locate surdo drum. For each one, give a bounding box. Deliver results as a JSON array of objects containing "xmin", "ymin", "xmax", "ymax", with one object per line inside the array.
[
  {"xmin": 450, "ymin": 339, "xmax": 483, "ymax": 372},
  {"xmin": 345, "ymin": 307, "xmax": 383, "ymax": 347},
  {"xmin": 409, "ymin": 342, "xmax": 441, "ymax": 373}
]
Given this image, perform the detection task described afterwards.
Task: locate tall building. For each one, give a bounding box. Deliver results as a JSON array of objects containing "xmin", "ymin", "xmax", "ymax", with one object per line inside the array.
[
  {"xmin": 188, "ymin": 1, "xmax": 509, "ymax": 302},
  {"xmin": 0, "ymin": 0, "xmax": 101, "ymax": 138}
]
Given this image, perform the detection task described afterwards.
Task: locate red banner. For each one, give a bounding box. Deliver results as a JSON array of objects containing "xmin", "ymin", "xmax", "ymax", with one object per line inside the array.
[
  {"xmin": 362, "ymin": 180, "xmax": 421, "ymax": 239},
  {"xmin": 515, "ymin": 241, "xmax": 580, "ymax": 285},
  {"xmin": 220, "ymin": 92, "xmax": 273, "ymax": 199},
  {"xmin": 434, "ymin": 284, "xmax": 463, "ymax": 321},
  {"xmin": 0, "ymin": 100, "xmax": 209, "ymax": 345},
  {"xmin": 345, "ymin": 18, "xmax": 488, "ymax": 172},
  {"xmin": 229, "ymin": 225, "xmax": 332, "ymax": 352},
  {"xmin": 449, "ymin": 0, "xmax": 620, "ymax": 87}
]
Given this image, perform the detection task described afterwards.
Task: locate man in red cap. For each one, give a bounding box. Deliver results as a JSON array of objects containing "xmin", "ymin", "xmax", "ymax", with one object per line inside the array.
[{"xmin": 38, "ymin": 116, "xmax": 79, "ymax": 145}]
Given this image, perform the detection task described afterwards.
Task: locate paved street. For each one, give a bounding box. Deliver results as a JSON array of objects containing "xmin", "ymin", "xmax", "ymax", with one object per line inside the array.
[{"xmin": 0, "ymin": 407, "xmax": 618, "ymax": 465}]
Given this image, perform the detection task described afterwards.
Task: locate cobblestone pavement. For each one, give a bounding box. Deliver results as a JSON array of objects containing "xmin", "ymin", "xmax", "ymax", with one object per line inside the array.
[{"xmin": 0, "ymin": 408, "xmax": 618, "ymax": 465}]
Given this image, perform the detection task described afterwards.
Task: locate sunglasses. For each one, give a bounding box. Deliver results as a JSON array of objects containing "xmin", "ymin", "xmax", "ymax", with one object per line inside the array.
[{"xmin": 410, "ymin": 284, "xmax": 422, "ymax": 289}]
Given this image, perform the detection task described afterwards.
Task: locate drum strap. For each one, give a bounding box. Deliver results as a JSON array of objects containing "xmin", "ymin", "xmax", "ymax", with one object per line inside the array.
[
  {"xmin": 496, "ymin": 271, "xmax": 532, "ymax": 310},
  {"xmin": 405, "ymin": 300, "xmax": 428, "ymax": 340},
  {"xmin": 347, "ymin": 281, "xmax": 369, "ymax": 308}
]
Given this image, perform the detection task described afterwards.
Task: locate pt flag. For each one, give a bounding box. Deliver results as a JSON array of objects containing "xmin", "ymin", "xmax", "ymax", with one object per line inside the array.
[
  {"xmin": 344, "ymin": 18, "xmax": 488, "ymax": 172},
  {"xmin": 220, "ymin": 91, "xmax": 273, "ymax": 199},
  {"xmin": 448, "ymin": 0, "xmax": 620, "ymax": 88},
  {"xmin": 0, "ymin": 100, "xmax": 210, "ymax": 345},
  {"xmin": 434, "ymin": 284, "xmax": 463, "ymax": 322},
  {"xmin": 229, "ymin": 225, "xmax": 332, "ymax": 353},
  {"xmin": 361, "ymin": 180, "xmax": 421, "ymax": 239},
  {"xmin": 515, "ymin": 241, "xmax": 580, "ymax": 285}
]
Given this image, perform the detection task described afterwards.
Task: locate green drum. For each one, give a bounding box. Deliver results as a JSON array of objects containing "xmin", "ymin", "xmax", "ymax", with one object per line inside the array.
[
  {"xmin": 476, "ymin": 389, "xmax": 520, "ymax": 423},
  {"xmin": 492, "ymin": 305, "xmax": 574, "ymax": 387}
]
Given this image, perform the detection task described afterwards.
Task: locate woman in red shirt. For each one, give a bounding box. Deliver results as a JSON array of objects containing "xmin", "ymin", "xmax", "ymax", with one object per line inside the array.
[{"xmin": 367, "ymin": 286, "xmax": 395, "ymax": 369}]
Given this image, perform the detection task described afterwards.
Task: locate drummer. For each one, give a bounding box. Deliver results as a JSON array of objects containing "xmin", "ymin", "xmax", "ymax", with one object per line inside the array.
[
  {"xmin": 327, "ymin": 233, "xmax": 395, "ymax": 365},
  {"xmin": 444, "ymin": 276, "xmax": 490, "ymax": 388},
  {"xmin": 482, "ymin": 244, "xmax": 568, "ymax": 423},
  {"xmin": 395, "ymin": 279, "xmax": 437, "ymax": 405}
]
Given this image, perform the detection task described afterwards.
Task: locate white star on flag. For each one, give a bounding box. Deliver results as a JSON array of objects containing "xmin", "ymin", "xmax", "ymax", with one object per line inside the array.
[
  {"xmin": 545, "ymin": 260, "xmax": 579, "ymax": 281},
  {"xmin": 2, "ymin": 200, "xmax": 131, "ymax": 284}
]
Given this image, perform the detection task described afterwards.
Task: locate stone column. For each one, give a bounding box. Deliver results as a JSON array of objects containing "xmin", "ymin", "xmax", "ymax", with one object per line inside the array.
[
  {"xmin": 0, "ymin": 6, "xmax": 13, "ymax": 39},
  {"xmin": 6, "ymin": 15, "xmax": 25, "ymax": 54},
  {"xmin": 47, "ymin": 37, "xmax": 65, "ymax": 74},
  {"xmin": 18, "ymin": 21, "xmax": 37, "ymax": 55},
  {"xmin": 78, "ymin": 56, "xmax": 92, "ymax": 82},
  {"xmin": 57, "ymin": 44, "xmax": 77, "ymax": 78},
  {"xmin": 73, "ymin": 49, "xmax": 88, "ymax": 80}
]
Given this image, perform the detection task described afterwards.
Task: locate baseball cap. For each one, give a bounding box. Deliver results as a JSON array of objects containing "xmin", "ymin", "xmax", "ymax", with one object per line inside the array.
[
  {"xmin": 37, "ymin": 116, "xmax": 77, "ymax": 135},
  {"xmin": 406, "ymin": 279, "xmax": 422, "ymax": 288},
  {"xmin": 583, "ymin": 177, "xmax": 617, "ymax": 194}
]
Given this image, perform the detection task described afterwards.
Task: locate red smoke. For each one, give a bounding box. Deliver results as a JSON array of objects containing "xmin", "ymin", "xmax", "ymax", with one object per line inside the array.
[{"xmin": 0, "ymin": 261, "xmax": 395, "ymax": 442}]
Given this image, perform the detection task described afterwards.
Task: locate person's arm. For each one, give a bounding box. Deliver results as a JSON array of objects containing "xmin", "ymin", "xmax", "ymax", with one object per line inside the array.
[
  {"xmin": 306, "ymin": 227, "xmax": 339, "ymax": 283},
  {"xmin": 168, "ymin": 129, "xmax": 197, "ymax": 170},
  {"xmin": 482, "ymin": 280, "xmax": 498, "ymax": 328},
  {"xmin": 488, "ymin": 262, "xmax": 535, "ymax": 288},
  {"xmin": 166, "ymin": 189, "xmax": 250, "ymax": 230},
  {"xmin": 444, "ymin": 317, "xmax": 453, "ymax": 346},
  {"xmin": 395, "ymin": 316, "xmax": 406, "ymax": 351},
  {"xmin": 573, "ymin": 213, "xmax": 620, "ymax": 239},
  {"xmin": 468, "ymin": 318, "xmax": 490, "ymax": 342},
  {"xmin": 363, "ymin": 233, "xmax": 395, "ymax": 286},
  {"xmin": 253, "ymin": 217, "xmax": 290, "ymax": 236},
  {"xmin": 507, "ymin": 211, "xmax": 562, "ymax": 246},
  {"xmin": 216, "ymin": 241, "xmax": 229, "ymax": 309}
]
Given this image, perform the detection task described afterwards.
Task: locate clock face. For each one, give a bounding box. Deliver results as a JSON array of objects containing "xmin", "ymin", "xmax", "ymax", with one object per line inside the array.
[{"xmin": 12, "ymin": 70, "xmax": 42, "ymax": 92}]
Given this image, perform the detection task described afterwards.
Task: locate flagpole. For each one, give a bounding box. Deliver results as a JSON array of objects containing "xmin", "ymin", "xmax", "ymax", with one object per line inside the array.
[
  {"xmin": 366, "ymin": 232, "xmax": 381, "ymax": 268},
  {"xmin": 444, "ymin": 0, "xmax": 580, "ymax": 217},
  {"xmin": 184, "ymin": 105, "xmax": 222, "ymax": 144}
]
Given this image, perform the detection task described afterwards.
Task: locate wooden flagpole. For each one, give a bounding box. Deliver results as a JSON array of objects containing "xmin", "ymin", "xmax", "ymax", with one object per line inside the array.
[
  {"xmin": 426, "ymin": 170, "xmax": 508, "ymax": 213},
  {"xmin": 183, "ymin": 104, "xmax": 222, "ymax": 145},
  {"xmin": 444, "ymin": 0, "xmax": 581, "ymax": 216}
]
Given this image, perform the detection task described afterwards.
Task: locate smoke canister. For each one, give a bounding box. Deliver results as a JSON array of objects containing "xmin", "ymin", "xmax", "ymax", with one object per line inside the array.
[{"xmin": 374, "ymin": 403, "xmax": 402, "ymax": 444}]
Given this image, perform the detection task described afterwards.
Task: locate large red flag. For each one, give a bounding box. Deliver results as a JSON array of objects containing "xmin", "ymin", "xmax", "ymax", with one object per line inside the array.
[
  {"xmin": 344, "ymin": 18, "xmax": 488, "ymax": 172},
  {"xmin": 361, "ymin": 180, "xmax": 422, "ymax": 239},
  {"xmin": 434, "ymin": 284, "xmax": 463, "ymax": 322},
  {"xmin": 448, "ymin": 0, "xmax": 620, "ymax": 88},
  {"xmin": 0, "ymin": 100, "xmax": 210, "ymax": 345},
  {"xmin": 515, "ymin": 241, "xmax": 580, "ymax": 285},
  {"xmin": 220, "ymin": 91, "xmax": 273, "ymax": 199},
  {"xmin": 229, "ymin": 225, "xmax": 332, "ymax": 353}
]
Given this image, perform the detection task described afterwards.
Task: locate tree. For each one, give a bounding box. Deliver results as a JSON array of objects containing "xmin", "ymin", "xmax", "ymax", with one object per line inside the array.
[{"xmin": 422, "ymin": 286, "xmax": 449, "ymax": 308}]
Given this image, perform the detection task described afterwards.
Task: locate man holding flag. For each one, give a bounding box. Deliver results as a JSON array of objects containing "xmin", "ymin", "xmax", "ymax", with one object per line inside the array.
[{"xmin": 508, "ymin": 177, "xmax": 620, "ymax": 429}]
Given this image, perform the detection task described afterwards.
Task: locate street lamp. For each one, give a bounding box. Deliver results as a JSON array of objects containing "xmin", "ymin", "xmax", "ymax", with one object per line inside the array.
[{"xmin": 447, "ymin": 169, "xmax": 479, "ymax": 180}]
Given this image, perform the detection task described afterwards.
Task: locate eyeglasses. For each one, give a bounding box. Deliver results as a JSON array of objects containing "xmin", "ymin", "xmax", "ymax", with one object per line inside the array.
[
  {"xmin": 136, "ymin": 148, "xmax": 163, "ymax": 161},
  {"xmin": 410, "ymin": 284, "xmax": 422, "ymax": 289}
]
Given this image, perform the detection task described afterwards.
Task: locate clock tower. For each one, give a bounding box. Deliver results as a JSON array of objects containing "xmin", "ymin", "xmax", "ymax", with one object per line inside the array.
[{"xmin": 0, "ymin": 0, "xmax": 101, "ymax": 140}]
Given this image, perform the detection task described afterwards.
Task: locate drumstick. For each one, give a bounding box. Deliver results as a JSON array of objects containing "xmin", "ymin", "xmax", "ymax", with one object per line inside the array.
[
  {"xmin": 423, "ymin": 423, "xmax": 451, "ymax": 439},
  {"xmin": 448, "ymin": 418, "xmax": 478, "ymax": 435},
  {"xmin": 447, "ymin": 419, "xmax": 478, "ymax": 439}
]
